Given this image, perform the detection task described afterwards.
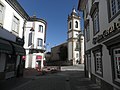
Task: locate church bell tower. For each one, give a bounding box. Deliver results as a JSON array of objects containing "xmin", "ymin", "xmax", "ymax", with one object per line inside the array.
[{"xmin": 67, "ymin": 8, "xmax": 81, "ymax": 65}]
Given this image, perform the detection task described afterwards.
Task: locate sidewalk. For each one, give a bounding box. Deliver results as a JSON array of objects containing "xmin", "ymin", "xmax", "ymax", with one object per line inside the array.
[
  {"xmin": 0, "ymin": 77, "xmax": 31, "ymax": 90},
  {"xmin": 0, "ymin": 68, "xmax": 39, "ymax": 90}
]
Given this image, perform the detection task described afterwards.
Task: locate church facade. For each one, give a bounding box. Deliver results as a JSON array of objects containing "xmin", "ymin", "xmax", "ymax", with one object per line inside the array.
[{"xmin": 67, "ymin": 8, "xmax": 84, "ymax": 65}]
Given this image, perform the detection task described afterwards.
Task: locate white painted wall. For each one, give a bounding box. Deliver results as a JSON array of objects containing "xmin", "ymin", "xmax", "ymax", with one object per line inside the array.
[
  {"xmin": 83, "ymin": 0, "xmax": 120, "ymax": 88},
  {"xmin": 24, "ymin": 20, "xmax": 46, "ymax": 69},
  {"xmin": 68, "ymin": 42, "xmax": 72, "ymax": 60},
  {"xmin": 1, "ymin": 0, "xmax": 24, "ymax": 40},
  {"xmin": 80, "ymin": 35, "xmax": 84, "ymax": 63}
]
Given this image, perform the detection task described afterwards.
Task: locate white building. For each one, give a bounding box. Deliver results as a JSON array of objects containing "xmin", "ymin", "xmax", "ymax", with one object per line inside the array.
[
  {"xmin": 0, "ymin": 0, "xmax": 28, "ymax": 79},
  {"xmin": 78, "ymin": 0, "xmax": 120, "ymax": 89},
  {"xmin": 24, "ymin": 16, "xmax": 47, "ymax": 69},
  {"xmin": 67, "ymin": 8, "xmax": 84, "ymax": 65}
]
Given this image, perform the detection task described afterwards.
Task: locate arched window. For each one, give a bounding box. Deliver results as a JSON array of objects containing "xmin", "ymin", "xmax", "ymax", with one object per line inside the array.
[{"xmin": 75, "ymin": 21, "xmax": 78, "ymax": 28}]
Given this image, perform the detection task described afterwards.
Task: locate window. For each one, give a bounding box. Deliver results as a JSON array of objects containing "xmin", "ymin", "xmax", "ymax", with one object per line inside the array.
[
  {"xmin": 107, "ymin": 0, "xmax": 120, "ymax": 21},
  {"xmin": 37, "ymin": 38, "xmax": 43, "ymax": 47},
  {"xmin": 0, "ymin": 3, "xmax": 4, "ymax": 26},
  {"xmin": 111, "ymin": 0, "xmax": 120, "ymax": 16},
  {"xmin": 103, "ymin": 36, "xmax": 120, "ymax": 86},
  {"xmin": 75, "ymin": 42, "xmax": 79, "ymax": 51},
  {"xmin": 93, "ymin": 10, "xmax": 99, "ymax": 35},
  {"xmin": 12, "ymin": 16, "xmax": 19, "ymax": 34},
  {"xmin": 28, "ymin": 32, "xmax": 32, "ymax": 46},
  {"xmin": 92, "ymin": 45, "xmax": 103, "ymax": 76},
  {"xmin": 39, "ymin": 25, "xmax": 43, "ymax": 33},
  {"xmin": 76, "ymin": 53, "xmax": 79, "ymax": 58},
  {"xmin": 75, "ymin": 21, "xmax": 78, "ymax": 28},
  {"xmin": 69, "ymin": 22, "xmax": 71, "ymax": 29},
  {"xmin": 94, "ymin": 51, "xmax": 102, "ymax": 75},
  {"xmin": 113, "ymin": 48, "xmax": 120, "ymax": 82},
  {"xmin": 86, "ymin": 23, "xmax": 90, "ymax": 41}
]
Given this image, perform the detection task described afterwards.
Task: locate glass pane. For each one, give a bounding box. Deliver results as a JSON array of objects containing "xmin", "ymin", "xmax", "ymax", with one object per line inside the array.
[
  {"xmin": 117, "ymin": 0, "xmax": 120, "ymax": 10},
  {"xmin": 114, "ymin": 48, "xmax": 120, "ymax": 80},
  {"xmin": 111, "ymin": 0, "xmax": 116, "ymax": 15}
]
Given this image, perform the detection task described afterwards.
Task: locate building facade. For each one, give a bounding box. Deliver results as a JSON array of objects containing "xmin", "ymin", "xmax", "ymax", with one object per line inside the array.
[
  {"xmin": 0, "ymin": 0, "xmax": 28, "ymax": 79},
  {"xmin": 51, "ymin": 42, "xmax": 67, "ymax": 61},
  {"xmin": 24, "ymin": 16, "xmax": 47, "ymax": 69},
  {"xmin": 78, "ymin": 0, "xmax": 120, "ymax": 89},
  {"xmin": 67, "ymin": 8, "xmax": 84, "ymax": 65}
]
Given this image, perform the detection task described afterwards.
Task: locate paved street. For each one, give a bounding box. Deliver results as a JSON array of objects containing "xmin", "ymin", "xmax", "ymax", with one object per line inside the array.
[{"xmin": 0, "ymin": 65, "xmax": 101, "ymax": 90}]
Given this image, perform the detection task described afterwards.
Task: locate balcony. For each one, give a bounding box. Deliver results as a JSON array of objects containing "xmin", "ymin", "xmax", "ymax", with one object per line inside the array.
[{"xmin": 29, "ymin": 45, "xmax": 46, "ymax": 54}]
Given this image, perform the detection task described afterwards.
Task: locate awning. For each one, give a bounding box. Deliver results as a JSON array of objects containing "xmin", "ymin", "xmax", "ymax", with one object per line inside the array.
[
  {"xmin": 12, "ymin": 43, "xmax": 25, "ymax": 55},
  {"xmin": 0, "ymin": 39, "xmax": 13, "ymax": 54}
]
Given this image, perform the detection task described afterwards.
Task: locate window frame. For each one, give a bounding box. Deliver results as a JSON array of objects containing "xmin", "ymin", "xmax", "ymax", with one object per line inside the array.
[
  {"xmin": 86, "ymin": 22, "xmax": 90, "ymax": 42},
  {"xmin": 38, "ymin": 25, "xmax": 43, "ymax": 33},
  {"xmin": 110, "ymin": 44, "xmax": 120, "ymax": 86},
  {"xmin": 92, "ymin": 45, "xmax": 103, "ymax": 77},
  {"xmin": 37, "ymin": 38, "xmax": 43, "ymax": 47},
  {"xmin": 75, "ymin": 21, "xmax": 78, "ymax": 28},
  {"xmin": 103, "ymin": 35, "xmax": 120, "ymax": 86},
  {"xmin": 69, "ymin": 21, "xmax": 72, "ymax": 29},
  {"xmin": 0, "ymin": 2, "xmax": 5, "ymax": 26},
  {"xmin": 28, "ymin": 32, "xmax": 32, "ymax": 46},
  {"xmin": 93, "ymin": 9, "xmax": 100, "ymax": 36},
  {"xmin": 107, "ymin": 0, "xmax": 120, "ymax": 22},
  {"xmin": 12, "ymin": 16, "xmax": 19, "ymax": 34}
]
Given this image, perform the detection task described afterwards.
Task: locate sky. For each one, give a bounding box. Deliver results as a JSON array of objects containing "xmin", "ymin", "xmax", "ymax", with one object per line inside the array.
[{"xmin": 17, "ymin": 0, "xmax": 83, "ymax": 51}]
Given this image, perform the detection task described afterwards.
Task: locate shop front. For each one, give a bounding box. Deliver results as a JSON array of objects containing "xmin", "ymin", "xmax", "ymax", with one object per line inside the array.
[
  {"xmin": 36, "ymin": 55, "xmax": 42, "ymax": 71},
  {"xmin": 0, "ymin": 38, "xmax": 25, "ymax": 79},
  {"xmin": 0, "ymin": 38, "xmax": 13, "ymax": 79}
]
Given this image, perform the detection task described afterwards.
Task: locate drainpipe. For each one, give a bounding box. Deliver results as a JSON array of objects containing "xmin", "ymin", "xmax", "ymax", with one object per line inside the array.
[{"xmin": 22, "ymin": 19, "xmax": 26, "ymax": 47}]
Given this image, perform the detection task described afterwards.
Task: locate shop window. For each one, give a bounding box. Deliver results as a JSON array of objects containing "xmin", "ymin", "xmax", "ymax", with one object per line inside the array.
[
  {"xmin": 107, "ymin": 0, "xmax": 120, "ymax": 22},
  {"xmin": 6, "ymin": 55, "xmax": 15, "ymax": 72},
  {"xmin": 92, "ymin": 45, "xmax": 103, "ymax": 76},
  {"xmin": 39, "ymin": 25, "xmax": 43, "ymax": 33},
  {"xmin": 114, "ymin": 48, "xmax": 120, "ymax": 80},
  {"xmin": 0, "ymin": 3, "xmax": 4, "ymax": 26},
  {"xmin": 12, "ymin": 16, "xmax": 19, "ymax": 35},
  {"xmin": 94, "ymin": 51, "xmax": 102, "ymax": 75},
  {"xmin": 103, "ymin": 36, "xmax": 120, "ymax": 86},
  {"xmin": 112, "ymin": 48, "xmax": 120, "ymax": 85}
]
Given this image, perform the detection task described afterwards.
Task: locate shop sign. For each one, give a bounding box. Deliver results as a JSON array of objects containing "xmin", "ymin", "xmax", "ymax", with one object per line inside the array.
[
  {"xmin": 36, "ymin": 55, "xmax": 42, "ymax": 60},
  {"xmin": 93, "ymin": 22, "xmax": 120, "ymax": 44}
]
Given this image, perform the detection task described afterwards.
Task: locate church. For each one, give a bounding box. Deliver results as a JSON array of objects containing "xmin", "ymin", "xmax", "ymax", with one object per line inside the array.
[
  {"xmin": 49, "ymin": 8, "xmax": 84, "ymax": 65},
  {"xmin": 67, "ymin": 8, "xmax": 84, "ymax": 65}
]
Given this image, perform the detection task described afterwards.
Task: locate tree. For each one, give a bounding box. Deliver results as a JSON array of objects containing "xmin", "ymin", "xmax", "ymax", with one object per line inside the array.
[{"xmin": 59, "ymin": 45, "xmax": 68, "ymax": 61}]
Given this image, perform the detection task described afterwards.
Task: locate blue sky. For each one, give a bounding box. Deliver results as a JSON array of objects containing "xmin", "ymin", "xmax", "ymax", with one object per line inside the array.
[{"xmin": 17, "ymin": 0, "xmax": 83, "ymax": 51}]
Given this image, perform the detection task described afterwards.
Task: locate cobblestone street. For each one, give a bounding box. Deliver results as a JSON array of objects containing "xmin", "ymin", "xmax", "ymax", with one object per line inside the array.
[{"xmin": 0, "ymin": 65, "xmax": 101, "ymax": 90}]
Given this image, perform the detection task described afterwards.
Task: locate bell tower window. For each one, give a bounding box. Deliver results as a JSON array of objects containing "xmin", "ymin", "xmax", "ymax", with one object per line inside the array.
[
  {"xmin": 75, "ymin": 21, "xmax": 78, "ymax": 28},
  {"xmin": 69, "ymin": 22, "xmax": 71, "ymax": 29},
  {"xmin": 69, "ymin": 22, "xmax": 72, "ymax": 29}
]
